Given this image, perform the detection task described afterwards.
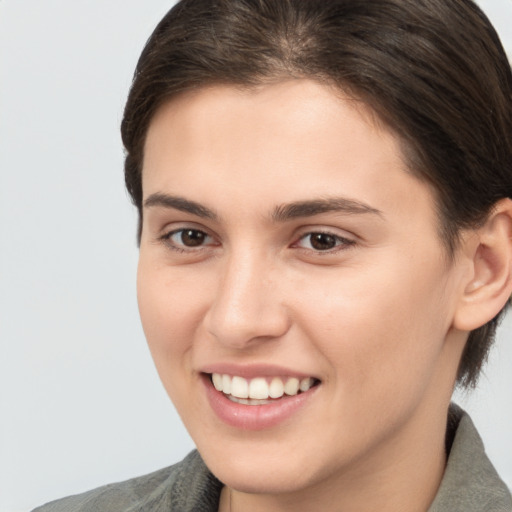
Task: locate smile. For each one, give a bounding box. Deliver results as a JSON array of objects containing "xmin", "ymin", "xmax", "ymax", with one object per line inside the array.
[
  {"xmin": 211, "ymin": 373, "xmax": 319, "ymax": 405},
  {"xmin": 203, "ymin": 371, "xmax": 321, "ymax": 429}
]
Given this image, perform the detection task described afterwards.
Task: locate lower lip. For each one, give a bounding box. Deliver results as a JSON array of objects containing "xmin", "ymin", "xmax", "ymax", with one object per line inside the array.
[{"xmin": 202, "ymin": 375, "xmax": 318, "ymax": 431}]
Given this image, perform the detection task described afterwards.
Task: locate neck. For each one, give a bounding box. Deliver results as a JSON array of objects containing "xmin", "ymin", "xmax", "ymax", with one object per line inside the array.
[{"xmin": 219, "ymin": 404, "xmax": 449, "ymax": 512}]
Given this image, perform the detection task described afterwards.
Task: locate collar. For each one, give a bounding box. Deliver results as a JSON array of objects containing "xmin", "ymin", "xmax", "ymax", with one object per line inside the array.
[{"xmin": 428, "ymin": 403, "xmax": 511, "ymax": 511}]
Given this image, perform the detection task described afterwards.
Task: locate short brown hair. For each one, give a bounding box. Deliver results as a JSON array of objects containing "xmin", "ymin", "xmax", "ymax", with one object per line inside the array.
[{"xmin": 121, "ymin": 0, "xmax": 512, "ymax": 387}]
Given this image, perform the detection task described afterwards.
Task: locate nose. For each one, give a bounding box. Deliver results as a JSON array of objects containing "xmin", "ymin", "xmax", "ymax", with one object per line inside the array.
[{"xmin": 203, "ymin": 252, "xmax": 290, "ymax": 349}]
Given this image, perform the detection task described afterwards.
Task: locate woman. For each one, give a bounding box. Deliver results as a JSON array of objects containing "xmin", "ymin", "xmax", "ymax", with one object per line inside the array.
[{"xmin": 35, "ymin": 0, "xmax": 512, "ymax": 510}]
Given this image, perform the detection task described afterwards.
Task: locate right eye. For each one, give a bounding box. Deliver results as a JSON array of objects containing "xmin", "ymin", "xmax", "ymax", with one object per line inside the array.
[{"xmin": 161, "ymin": 228, "xmax": 216, "ymax": 251}]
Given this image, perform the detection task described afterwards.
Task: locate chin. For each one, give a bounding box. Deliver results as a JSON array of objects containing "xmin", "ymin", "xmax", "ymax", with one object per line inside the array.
[
  {"xmin": 196, "ymin": 435, "xmax": 336, "ymax": 496},
  {"xmin": 210, "ymin": 460, "xmax": 319, "ymax": 495}
]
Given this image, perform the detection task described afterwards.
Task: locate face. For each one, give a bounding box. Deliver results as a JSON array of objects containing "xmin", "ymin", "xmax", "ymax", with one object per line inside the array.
[{"xmin": 138, "ymin": 80, "xmax": 468, "ymax": 497}]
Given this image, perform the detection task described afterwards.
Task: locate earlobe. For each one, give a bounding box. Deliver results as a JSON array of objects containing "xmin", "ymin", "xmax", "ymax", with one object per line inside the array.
[{"xmin": 453, "ymin": 198, "xmax": 512, "ymax": 332}]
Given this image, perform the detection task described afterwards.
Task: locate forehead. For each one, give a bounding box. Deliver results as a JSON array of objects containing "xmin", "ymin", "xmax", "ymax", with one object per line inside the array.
[
  {"xmin": 142, "ymin": 80, "xmax": 441, "ymax": 240},
  {"xmin": 145, "ymin": 80, "xmax": 401, "ymax": 184}
]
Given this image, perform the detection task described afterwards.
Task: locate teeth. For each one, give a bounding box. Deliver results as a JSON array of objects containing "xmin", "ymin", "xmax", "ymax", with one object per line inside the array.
[
  {"xmin": 300, "ymin": 377, "xmax": 314, "ymax": 392},
  {"xmin": 229, "ymin": 396, "xmax": 274, "ymax": 405},
  {"xmin": 211, "ymin": 373, "xmax": 316, "ymax": 401},
  {"xmin": 269, "ymin": 377, "xmax": 284, "ymax": 398},
  {"xmin": 284, "ymin": 377, "xmax": 300, "ymax": 396},
  {"xmin": 222, "ymin": 374, "xmax": 231, "ymax": 395},
  {"xmin": 249, "ymin": 377, "xmax": 268, "ymax": 399},
  {"xmin": 231, "ymin": 376, "xmax": 249, "ymax": 399},
  {"xmin": 212, "ymin": 373, "xmax": 223, "ymax": 391}
]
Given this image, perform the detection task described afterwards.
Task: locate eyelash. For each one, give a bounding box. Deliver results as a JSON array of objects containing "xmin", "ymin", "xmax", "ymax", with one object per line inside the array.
[
  {"xmin": 159, "ymin": 228, "xmax": 217, "ymax": 253},
  {"xmin": 159, "ymin": 227, "xmax": 356, "ymax": 255},
  {"xmin": 293, "ymin": 231, "xmax": 356, "ymax": 253}
]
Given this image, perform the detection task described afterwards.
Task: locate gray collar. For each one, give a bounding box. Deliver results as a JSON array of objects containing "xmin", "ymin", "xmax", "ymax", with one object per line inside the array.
[
  {"xmin": 428, "ymin": 404, "xmax": 511, "ymax": 511},
  {"xmin": 171, "ymin": 404, "xmax": 511, "ymax": 511}
]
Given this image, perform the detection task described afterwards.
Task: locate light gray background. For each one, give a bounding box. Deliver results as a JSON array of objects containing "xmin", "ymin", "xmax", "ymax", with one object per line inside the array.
[{"xmin": 1, "ymin": 1, "xmax": 511, "ymax": 511}]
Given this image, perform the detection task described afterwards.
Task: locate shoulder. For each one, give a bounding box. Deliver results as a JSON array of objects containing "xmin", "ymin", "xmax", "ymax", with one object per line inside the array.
[
  {"xmin": 428, "ymin": 404, "xmax": 512, "ymax": 512},
  {"xmin": 32, "ymin": 450, "xmax": 223, "ymax": 512}
]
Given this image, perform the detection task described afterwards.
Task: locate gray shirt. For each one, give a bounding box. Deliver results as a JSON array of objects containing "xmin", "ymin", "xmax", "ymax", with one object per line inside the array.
[{"xmin": 33, "ymin": 405, "xmax": 512, "ymax": 511}]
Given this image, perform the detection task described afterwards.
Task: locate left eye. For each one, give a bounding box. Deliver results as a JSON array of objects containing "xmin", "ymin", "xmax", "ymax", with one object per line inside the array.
[
  {"xmin": 165, "ymin": 228, "xmax": 214, "ymax": 249},
  {"xmin": 296, "ymin": 232, "xmax": 354, "ymax": 251}
]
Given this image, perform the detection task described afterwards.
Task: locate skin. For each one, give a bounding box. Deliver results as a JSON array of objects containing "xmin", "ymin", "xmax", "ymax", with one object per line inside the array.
[{"xmin": 137, "ymin": 80, "xmax": 480, "ymax": 511}]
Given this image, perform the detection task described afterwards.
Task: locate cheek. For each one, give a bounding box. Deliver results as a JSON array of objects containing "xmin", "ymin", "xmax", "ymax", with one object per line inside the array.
[
  {"xmin": 136, "ymin": 261, "xmax": 209, "ymax": 387},
  {"xmin": 138, "ymin": 259, "xmax": 206, "ymax": 337},
  {"xmin": 298, "ymin": 258, "xmax": 453, "ymax": 397},
  {"xmin": 136, "ymin": 267, "xmax": 205, "ymax": 426}
]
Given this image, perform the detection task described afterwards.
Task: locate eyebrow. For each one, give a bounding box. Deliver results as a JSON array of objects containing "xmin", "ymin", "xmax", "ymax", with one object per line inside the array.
[
  {"xmin": 143, "ymin": 193, "xmax": 382, "ymax": 222},
  {"xmin": 144, "ymin": 193, "xmax": 218, "ymax": 220},
  {"xmin": 272, "ymin": 198, "xmax": 383, "ymax": 221}
]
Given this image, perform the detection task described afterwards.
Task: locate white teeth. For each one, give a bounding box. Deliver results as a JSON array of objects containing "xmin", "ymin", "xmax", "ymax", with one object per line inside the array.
[
  {"xmin": 269, "ymin": 377, "xmax": 284, "ymax": 398},
  {"xmin": 284, "ymin": 377, "xmax": 300, "ymax": 396},
  {"xmin": 229, "ymin": 396, "xmax": 274, "ymax": 405},
  {"xmin": 249, "ymin": 377, "xmax": 269, "ymax": 399},
  {"xmin": 212, "ymin": 373, "xmax": 223, "ymax": 391},
  {"xmin": 211, "ymin": 373, "xmax": 317, "ymax": 401},
  {"xmin": 300, "ymin": 377, "xmax": 314, "ymax": 392},
  {"xmin": 222, "ymin": 374, "xmax": 231, "ymax": 395},
  {"xmin": 231, "ymin": 376, "xmax": 249, "ymax": 399}
]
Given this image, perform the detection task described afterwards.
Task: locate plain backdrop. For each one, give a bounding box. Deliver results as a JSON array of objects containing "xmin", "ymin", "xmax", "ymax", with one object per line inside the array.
[{"xmin": 1, "ymin": 1, "xmax": 511, "ymax": 511}]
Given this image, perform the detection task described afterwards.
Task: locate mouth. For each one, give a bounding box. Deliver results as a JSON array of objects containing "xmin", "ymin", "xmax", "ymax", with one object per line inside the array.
[{"xmin": 209, "ymin": 373, "xmax": 321, "ymax": 405}]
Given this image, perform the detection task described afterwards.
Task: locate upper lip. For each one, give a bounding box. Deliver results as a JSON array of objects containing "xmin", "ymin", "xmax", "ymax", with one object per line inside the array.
[{"xmin": 199, "ymin": 363, "xmax": 320, "ymax": 380}]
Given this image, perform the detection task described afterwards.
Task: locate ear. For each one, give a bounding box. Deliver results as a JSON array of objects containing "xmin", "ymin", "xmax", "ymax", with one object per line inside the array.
[{"xmin": 453, "ymin": 198, "xmax": 512, "ymax": 332}]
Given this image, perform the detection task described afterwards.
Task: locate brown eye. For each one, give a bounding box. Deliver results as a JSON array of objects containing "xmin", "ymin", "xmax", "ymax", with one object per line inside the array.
[
  {"xmin": 164, "ymin": 228, "xmax": 214, "ymax": 250},
  {"xmin": 180, "ymin": 229, "xmax": 207, "ymax": 247},
  {"xmin": 309, "ymin": 233, "xmax": 337, "ymax": 251},
  {"xmin": 295, "ymin": 231, "xmax": 355, "ymax": 252}
]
